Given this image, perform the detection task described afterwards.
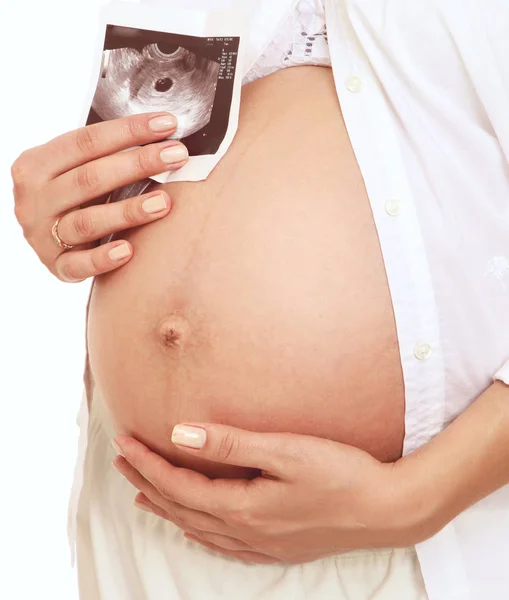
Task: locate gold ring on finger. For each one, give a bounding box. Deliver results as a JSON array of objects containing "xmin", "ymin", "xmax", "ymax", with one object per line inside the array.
[{"xmin": 51, "ymin": 216, "xmax": 75, "ymax": 251}]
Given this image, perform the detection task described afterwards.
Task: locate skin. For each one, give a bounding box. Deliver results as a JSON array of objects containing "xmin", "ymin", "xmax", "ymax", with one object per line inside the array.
[
  {"xmin": 86, "ymin": 68, "xmax": 406, "ymax": 479},
  {"xmin": 12, "ymin": 66, "xmax": 509, "ymax": 567},
  {"xmin": 89, "ymin": 67, "xmax": 509, "ymax": 565},
  {"xmin": 111, "ymin": 379, "xmax": 509, "ymax": 564},
  {"xmin": 11, "ymin": 110, "xmax": 189, "ymax": 281}
]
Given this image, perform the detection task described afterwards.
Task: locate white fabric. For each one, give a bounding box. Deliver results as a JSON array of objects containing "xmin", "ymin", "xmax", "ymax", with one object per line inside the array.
[
  {"xmin": 318, "ymin": 2, "xmax": 509, "ymax": 598},
  {"xmin": 494, "ymin": 359, "xmax": 509, "ymax": 386},
  {"xmin": 69, "ymin": 1, "xmax": 509, "ymax": 598},
  {"xmin": 76, "ymin": 386, "xmax": 429, "ymax": 600},
  {"xmin": 243, "ymin": 0, "xmax": 330, "ymax": 84}
]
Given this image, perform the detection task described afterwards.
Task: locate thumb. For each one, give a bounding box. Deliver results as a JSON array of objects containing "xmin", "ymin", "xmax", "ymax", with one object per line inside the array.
[{"xmin": 171, "ymin": 422, "xmax": 297, "ymax": 475}]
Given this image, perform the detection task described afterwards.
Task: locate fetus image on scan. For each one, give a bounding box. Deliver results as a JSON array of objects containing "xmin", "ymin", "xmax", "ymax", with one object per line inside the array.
[{"xmin": 87, "ymin": 26, "xmax": 239, "ymax": 156}]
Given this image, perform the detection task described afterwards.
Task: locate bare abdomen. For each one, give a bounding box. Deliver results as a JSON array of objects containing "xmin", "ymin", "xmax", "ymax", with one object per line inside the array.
[{"xmin": 87, "ymin": 66, "xmax": 405, "ymax": 479}]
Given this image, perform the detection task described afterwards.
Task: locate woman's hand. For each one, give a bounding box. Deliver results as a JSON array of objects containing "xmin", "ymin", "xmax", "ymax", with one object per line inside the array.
[
  {"xmin": 11, "ymin": 112, "xmax": 188, "ymax": 282},
  {"xmin": 113, "ymin": 381, "xmax": 509, "ymax": 564},
  {"xmin": 111, "ymin": 424, "xmax": 434, "ymax": 565}
]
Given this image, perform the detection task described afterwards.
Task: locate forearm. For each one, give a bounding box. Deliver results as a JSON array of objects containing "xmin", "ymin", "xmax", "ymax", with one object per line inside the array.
[{"xmin": 398, "ymin": 381, "xmax": 509, "ymax": 540}]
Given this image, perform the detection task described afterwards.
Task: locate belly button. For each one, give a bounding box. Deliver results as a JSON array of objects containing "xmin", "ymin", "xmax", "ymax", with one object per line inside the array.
[{"xmin": 157, "ymin": 314, "xmax": 190, "ymax": 350}]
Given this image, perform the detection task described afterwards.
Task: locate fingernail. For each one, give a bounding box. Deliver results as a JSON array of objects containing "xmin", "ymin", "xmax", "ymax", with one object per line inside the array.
[
  {"xmin": 108, "ymin": 243, "xmax": 131, "ymax": 261},
  {"xmin": 160, "ymin": 144, "xmax": 189, "ymax": 164},
  {"xmin": 149, "ymin": 114, "xmax": 178, "ymax": 132},
  {"xmin": 171, "ymin": 425, "xmax": 207, "ymax": 449},
  {"xmin": 112, "ymin": 439, "xmax": 124, "ymax": 456},
  {"xmin": 134, "ymin": 499, "xmax": 153, "ymax": 514},
  {"xmin": 142, "ymin": 194, "xmax": 169, "ymax": 214}
]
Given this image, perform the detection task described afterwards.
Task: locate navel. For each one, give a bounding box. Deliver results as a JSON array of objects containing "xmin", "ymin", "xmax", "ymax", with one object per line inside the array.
[{"xmin": 157, "ymin": 313, "xmax": 191, "ymax": 350}]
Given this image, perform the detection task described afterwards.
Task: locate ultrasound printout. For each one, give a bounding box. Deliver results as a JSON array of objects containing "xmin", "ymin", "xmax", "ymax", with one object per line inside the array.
[
  {"xmin": 82, "ymin": 1, "xmax": 246, "ymax": 183},
  {"xmin": 87, "ymin": 27, "xmax": 239, "ymax": 157}
]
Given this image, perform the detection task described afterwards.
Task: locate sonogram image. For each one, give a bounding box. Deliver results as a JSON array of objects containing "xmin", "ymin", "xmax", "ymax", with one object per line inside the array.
[{"xmin": 87, "ymin": 26, "xmax": 240, "ymax": 156}]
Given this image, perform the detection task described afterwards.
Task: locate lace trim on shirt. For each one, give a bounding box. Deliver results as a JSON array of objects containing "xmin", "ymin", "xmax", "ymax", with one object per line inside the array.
[{"xmin": 243, "ymin": 0, "xmax": 331, "ymax": 85}]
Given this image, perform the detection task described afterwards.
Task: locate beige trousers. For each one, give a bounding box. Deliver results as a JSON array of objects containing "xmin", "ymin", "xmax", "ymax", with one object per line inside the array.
[{"xmin": 75, "ymin": 385, "xmax": 429, "ymax": 600}]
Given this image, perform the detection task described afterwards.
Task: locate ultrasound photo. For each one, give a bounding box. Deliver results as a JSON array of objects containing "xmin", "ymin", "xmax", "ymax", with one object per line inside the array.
[{"xmin": 87, "ymin": 25, "xmax": 240, "ymax": 157}]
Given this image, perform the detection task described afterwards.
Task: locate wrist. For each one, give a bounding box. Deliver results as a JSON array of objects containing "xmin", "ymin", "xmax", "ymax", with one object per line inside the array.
[
  {"xmin": 390, "ymin": 381, "xmax": 509, "ymax": 544},
  {"xmin": 381, "ymin": 454, "xmax": 450, "ymax": 545}
]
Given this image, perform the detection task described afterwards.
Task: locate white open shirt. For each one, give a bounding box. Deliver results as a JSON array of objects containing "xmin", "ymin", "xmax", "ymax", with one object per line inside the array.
[
  {"xmin": 248, "ymin": 1, "xmax": 509, "ymax": 598},
  {"xmin": 69, "ymin": 1, "xmax": 509, "ymax": 598}
]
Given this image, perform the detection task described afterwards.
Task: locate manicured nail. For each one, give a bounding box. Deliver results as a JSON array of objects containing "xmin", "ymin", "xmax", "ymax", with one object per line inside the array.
[
  {"xmin": 111, "ymin": 439, "xmax": 124, "ymax": 456},
  {"xmin": 171, "ymin": 425, "xmax": 207, "ymax": 449},
  {"xmin": 134, "ymin": 499, "xmax": 153, "ymax": 513},
  {"xmin": 142, "ymin": 194, "xmax": 169, "ymax": 214},
  {"xmin": 148, "ymin": 113, "xmax": 178, "ymax": 132},
  {"xmin": 160, "ymin": 144, "xmax": 189, "ymax": 164},
  {"xmin": 108, "ymin": 243, "xmax": 131, "ymax": 261}
]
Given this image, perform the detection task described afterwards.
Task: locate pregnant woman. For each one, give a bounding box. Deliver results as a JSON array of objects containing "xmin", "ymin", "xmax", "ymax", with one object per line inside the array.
[{"xmin": 12, "ymin": 1, "xmax": 509, "ymax": 599}]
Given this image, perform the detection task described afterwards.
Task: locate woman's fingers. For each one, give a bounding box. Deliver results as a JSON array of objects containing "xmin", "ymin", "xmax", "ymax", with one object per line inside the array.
[
  {"xmin": 54, "ymin": 240, "xmax": 133, "ymax": 282},
  {"xmin": 29, "ymin": 111, "xmax": 179, "ymax": 180},
  {"xmin": 183, "ymin": 530, "xmax": 254, "ymax": 553},
  {"xmin": 50, "ymin": 139, "xmax": 188, "ymax": 215},
  {"xmin": 113, "ymin": 456, "xmax": 228, "ymax": 535},
  {"xmin": 134, "ymin": 492, "xmax": 272, "ymax": 560},
  {"xmin": 11, "ymin": 112, "xmax": 188, "ymax": 282},
  {"xmin": 133, "ymin": 493, "xmax": 230, "ymax": 537},
  {"xmin": 184, "ymin": 534, "xmax": 280, "ymax": 564},
  {"xmin": 56, "ymin": 190, "xmax": 171, "ymax": 247},
  {"xmin": 51, "ymin": 187, "xmax": 173, "ymax": 281}
]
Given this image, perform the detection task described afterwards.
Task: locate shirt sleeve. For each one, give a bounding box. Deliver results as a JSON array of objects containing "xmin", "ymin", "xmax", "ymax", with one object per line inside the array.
[{"xmin": 493, "ymin": 359, "xmax": 509, "ymax": 385}]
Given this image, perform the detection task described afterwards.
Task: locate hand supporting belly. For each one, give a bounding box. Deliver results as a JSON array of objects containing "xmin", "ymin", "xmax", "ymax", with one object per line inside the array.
[{"xmin": 87, "ymin": 66, "xmax": 406, "ymax": 480}]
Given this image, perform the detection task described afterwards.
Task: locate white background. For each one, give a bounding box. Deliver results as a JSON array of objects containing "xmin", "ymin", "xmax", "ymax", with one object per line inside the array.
[{"xmin": 1, "ymin": 1, "xmax": 117, "ymax": 597}]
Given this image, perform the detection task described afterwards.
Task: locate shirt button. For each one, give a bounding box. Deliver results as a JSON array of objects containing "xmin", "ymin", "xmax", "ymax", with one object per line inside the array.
[
  {"xmin": 346, "ymin": 75, "xmax": 363, "ymax": 93},
  {"xmin": 414, "ymin": 342, "xmax": 432, "ymax": 361},
  {"xmin": 385, "ymin": 199, "xmax": 404, "ymax": 216}
]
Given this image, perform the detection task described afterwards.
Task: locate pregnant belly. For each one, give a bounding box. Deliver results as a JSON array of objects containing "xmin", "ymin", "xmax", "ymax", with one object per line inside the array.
[{"xmin": 87, "ymin": 66, "xmax": 405, "ymax": 479}]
